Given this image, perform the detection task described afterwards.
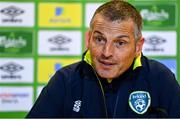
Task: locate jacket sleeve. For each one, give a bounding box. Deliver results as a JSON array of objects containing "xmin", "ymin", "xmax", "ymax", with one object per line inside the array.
[
  {"xmin": 158, "ymin": 67, "xmax": 180, "ymax": 118},
  {"xmin": 26, "ymin": 71, "xmax": 66, "ymax": 118}
]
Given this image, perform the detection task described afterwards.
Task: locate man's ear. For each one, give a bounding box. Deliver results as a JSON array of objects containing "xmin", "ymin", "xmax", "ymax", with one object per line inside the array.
[
  {"xmin": 135, "ymin": 37, "xmax": 144, "ymax": 57},
  {"xmin": 85, "ymin": 30, "xmax": 91, "ymax": 50}
]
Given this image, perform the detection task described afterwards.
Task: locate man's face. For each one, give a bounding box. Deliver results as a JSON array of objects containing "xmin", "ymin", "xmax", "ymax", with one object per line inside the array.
[{"xmin": 87, "ymin": 14, "xmax": 144, "ymax": 79}]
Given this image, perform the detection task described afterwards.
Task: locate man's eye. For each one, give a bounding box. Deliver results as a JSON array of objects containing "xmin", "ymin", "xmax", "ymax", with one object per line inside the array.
[
  {"xmin": 115, "ymin": 41, "xmax": 126, "ymax": 47},
  {"xmin": 94, "ymin": 36, "xmax": 105, "ymax": 44}
]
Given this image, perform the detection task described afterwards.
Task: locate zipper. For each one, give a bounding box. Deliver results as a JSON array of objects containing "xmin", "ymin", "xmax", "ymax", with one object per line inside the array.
[
  {"xmin": 113, "ymin": 93, "xmax": 119, "ymax": 118},
  {"xmin": 96, "ymin": 72, "xmax": 120, "ymax": 118},
  {"xmin": 88, "ymin": 63, "xmax": 122, "ymax": 118},
  {"xmin": 94, "ymin": 71, "xmax": 109, "ymax": 118},
  {"xmin": 83, "ymin": 56, "xmax": 108, "ymax": 118}
]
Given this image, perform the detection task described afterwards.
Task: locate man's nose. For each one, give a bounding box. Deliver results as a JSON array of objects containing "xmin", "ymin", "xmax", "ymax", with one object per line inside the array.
[{"xmin": 102, "ymin": 44, "xmax": 113, "ymax": 58}]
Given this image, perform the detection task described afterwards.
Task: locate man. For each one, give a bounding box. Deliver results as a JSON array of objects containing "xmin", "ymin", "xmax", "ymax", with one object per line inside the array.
[{"xmin": 27, "ymin": 0, "xmax": 180, "ymax": 118}]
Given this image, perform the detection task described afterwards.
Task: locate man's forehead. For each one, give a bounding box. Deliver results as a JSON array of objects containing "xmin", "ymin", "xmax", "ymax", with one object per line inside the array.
[
  {"xmin": 92, "ymin": 20, "xmax": 134, "ymax": 32},
  {"xmin": 92, "ymin": 14, "xmax": 134, "ymax": 28}
]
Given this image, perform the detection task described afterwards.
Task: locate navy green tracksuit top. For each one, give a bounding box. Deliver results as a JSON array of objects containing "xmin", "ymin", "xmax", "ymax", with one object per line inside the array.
[{"xmin": 26, "ymin": 51, "xmax": 180, "ymax": 118}]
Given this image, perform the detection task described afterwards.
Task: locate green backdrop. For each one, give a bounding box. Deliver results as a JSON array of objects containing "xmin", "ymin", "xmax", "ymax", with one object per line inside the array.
[{"xmin": 0, "ymin": 0, "xmax": 179, "ymax": 118}]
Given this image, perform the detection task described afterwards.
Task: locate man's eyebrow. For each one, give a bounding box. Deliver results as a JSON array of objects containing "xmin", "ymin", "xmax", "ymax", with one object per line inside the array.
[
  {"xmin": 93, "ymin": 30, "xmax": 103, "ymax": 35},
  {"xmin": 116, "ymin": 35, "xmax": 129, "ymax": 39}
]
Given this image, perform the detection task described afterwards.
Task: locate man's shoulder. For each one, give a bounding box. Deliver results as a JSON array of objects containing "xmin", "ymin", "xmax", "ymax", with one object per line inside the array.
[
  {"xmin": 55, "ymin": 61, "xmax": 83, "ymax": 75},
  {"xmin": 142, "ymin": 56, "xmax": 172, "ymax": 74},
  {"xmin": 142, "ymin": 56, "xmax": 176, "ymax": 84},
  {"xmin": 141, "ymin": 56, "xmax": 178, "ymax": 94},
  {"xmin": 53, "ymin": 60, "xmax": 89, "ymax": 83}
]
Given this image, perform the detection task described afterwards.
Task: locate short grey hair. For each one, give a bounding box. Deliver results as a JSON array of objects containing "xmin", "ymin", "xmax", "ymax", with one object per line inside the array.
[{"xmin": 90, "ymin": 0, "xmax": 142, "ymax": 41}]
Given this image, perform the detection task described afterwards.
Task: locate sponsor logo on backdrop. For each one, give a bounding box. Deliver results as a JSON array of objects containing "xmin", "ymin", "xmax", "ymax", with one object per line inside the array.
[
  {"xmin": 38, "ymin": 58, "xmax": 80, "ymax": 83},
  {"xmin": 0, "ymin": 92, "xmax": 28, "ymax": 104},
  {"xmin": 0, "ymin": 33, "xmax": 26, "ymax": 48},
  {"xmin": 38, "ymin": 3, "xmax": 82, "ymax": 27},
  {"xmin": 48, "ymin": 34, "xmax": 71, "ymax": 51},
  {"xmin": 38, "ymin": 30, "xmax": 81, "ymax": 56},
  {"xmin": 0, "ymin": 62, "xmax": 23, "ymax": 80},
  {"xmin": 0, "ymin": 2, "xmax": 35, "ymax": 27},
  {"xmin": 55, "ymin": 7, "xmax": 63, "ymax": 16},
  {"xmin": 0, "ymin": 87, "xmax": 33, "ymax": 111},
  {"xmin": 55, "ymin": 63, "xmax": 62, "ymax": 71},
  {"xmin": 142, "ymin": 31, "xmax": 176, "ymax": 56},
  {"xmin": 144, "ymin": 35, "xmax": 166, "ymax": 52},
  {"xmin": 0, "ymin": 31, "xmax": 33, "ymax": 54},
  {"xmin": 0, "ymin": 58, "xmax": 34, "ymax": 83},
  {"xmin": 0, "ymin": 6, "xmax": 24, "ymax": 23},
  {"xmin": 141, "ymin": 6, "xmax": 169, "ymax": 22},
  {"xmin": 135, "ymin": 3, "xmax": 176, "ymax": 27},
  {"xmin": 50, "ymin": 7, "xmax": 71, "ymax": 23}
]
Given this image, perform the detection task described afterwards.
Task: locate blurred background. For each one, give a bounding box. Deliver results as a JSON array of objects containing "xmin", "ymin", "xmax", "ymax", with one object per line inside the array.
[{"xmin": 0, "ymin": 0, "xmax": 179, "ymax": 118}]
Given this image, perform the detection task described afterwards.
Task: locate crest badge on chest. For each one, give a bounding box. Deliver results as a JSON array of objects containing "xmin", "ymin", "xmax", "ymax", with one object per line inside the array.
[{"xmin": 129, "ymin": 91, "xmax": 151, "ymax": 114}]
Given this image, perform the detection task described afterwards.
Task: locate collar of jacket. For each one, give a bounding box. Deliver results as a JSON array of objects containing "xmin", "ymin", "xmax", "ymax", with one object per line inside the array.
[{"xmin": 83, "ymin": 50, "xmax": 142, "ymax": 71}]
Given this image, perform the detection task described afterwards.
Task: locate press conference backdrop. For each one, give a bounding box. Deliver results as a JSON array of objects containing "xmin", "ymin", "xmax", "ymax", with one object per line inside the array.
[{"xmin": 0, "ymin": 0, "xmax": 179, "ymax": 118}]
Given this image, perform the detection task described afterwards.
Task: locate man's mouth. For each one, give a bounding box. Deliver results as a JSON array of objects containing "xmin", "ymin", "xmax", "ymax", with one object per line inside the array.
[{"xmin": 99, "ymin": 60, "xmax": 115, "ymax": 66}]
